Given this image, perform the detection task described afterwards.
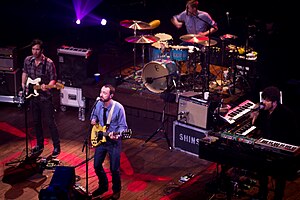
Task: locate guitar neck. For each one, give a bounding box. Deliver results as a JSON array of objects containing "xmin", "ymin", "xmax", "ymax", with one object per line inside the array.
[{"xmin": 33, "ymin": 84, "xmax": 59, "ymax": 90}]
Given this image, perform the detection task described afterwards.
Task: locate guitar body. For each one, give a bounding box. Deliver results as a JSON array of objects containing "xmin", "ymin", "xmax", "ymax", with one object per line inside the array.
[
  {"xmin": 91, "ymin": 124, "xmax": 108, "ymax": 147},
  {"xmin": 90, "ymin": 124, "xmax": 132, "ymax": 147},
  {"xmin": 26, "ymin": 77, "xmax": 41, "ymax": 99},
  {"xmin": 25, "ymin": 77, "xmax": 64, "ymax": 99}
]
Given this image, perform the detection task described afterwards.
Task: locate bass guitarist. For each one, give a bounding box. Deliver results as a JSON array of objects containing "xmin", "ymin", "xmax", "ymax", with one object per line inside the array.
[
  {"xmin": 21, "ymin": 38, "xmax": 61, "ymax": 158},
  {"xmin": 90, "ymin": 84, "xmax": 128, "ymax": 199}
]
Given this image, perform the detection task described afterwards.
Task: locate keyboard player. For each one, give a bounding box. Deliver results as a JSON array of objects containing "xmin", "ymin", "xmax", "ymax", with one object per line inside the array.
[{"xmin": 250, "ymin": 86, "xmax": 299, "ymax": 200}]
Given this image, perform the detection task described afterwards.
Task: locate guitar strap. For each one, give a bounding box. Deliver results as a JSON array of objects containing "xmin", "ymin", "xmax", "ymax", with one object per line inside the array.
[
  {"xmin": 42, "ymin": 57, "xmax": 47, "ymax": 75},
  {"xmin": 106, "ymin": 101, "xmax": 115, "ymax": 127}
]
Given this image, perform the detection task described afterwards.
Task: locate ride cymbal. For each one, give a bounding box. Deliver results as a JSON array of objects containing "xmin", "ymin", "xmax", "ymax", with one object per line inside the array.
[
  {"xmin": 125, "ymin": 35, "xmax": 160, "ymax": 44},
  {"xmin": 120, "ymin": 20, "xmax": 151, "ymax": 30},
  {"xmin": 180, "ymin": 34, "xmax": 209, "ymax": 43}
]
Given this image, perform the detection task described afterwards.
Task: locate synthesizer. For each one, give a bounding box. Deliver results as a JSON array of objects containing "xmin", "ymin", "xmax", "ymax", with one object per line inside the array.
[
  {"xmin": 255, "ymin": 138, "xmax": 300, "ymax": 156},
  {"xmin": 220, "ymin": 100, "xmax": 256, "ymax": 124},
  {"xmin": 57, "ymin": 45, "xmax": 92, "ymax": 58}
]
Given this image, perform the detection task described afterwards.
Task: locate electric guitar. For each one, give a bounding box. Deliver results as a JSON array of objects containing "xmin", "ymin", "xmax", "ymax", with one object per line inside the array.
[
  {"xmin": 90, "ymin": 124, "xmax": 132, "ymax": 147},
  {"xmin": 25, "ymin": 77, "xmax": 64, "ymax": 99}
]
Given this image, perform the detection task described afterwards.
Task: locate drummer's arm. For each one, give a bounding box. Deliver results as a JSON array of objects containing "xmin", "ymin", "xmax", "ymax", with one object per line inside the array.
[
  {"xmin": 198, "ymin": 26, "xmax": 218, "ymax": 36},
  {"xmin": 171, "ymin": 16, "xmax": 183, "ymax": 29}
]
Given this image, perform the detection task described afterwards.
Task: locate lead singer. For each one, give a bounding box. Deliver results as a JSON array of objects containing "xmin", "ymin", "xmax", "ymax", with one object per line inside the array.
[{"xmin": 90, "ymin": 84, "xmax": 128, "ymax": 199}]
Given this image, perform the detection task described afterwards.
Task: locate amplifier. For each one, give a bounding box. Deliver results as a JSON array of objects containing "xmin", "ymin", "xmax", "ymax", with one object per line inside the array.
[
  {"xmin": 177, "ymin": 94, "xmax": 212, "ymax": 129},
  {"xmin": 0, "ymin": 47, "xmax": 18, "ymax": 71},
  {"xmin": 0, "ymin": 68, "xmax": 21, "ymax": 96},
  {"xmin": 173, "ymin": 121, "xmax": 210, "ymax": 156}
]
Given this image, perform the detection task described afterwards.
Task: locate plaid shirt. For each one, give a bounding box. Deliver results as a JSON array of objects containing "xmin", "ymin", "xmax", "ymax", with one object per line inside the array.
[{"xmin": 23, "ymin": 54, "xmax": 57, "ymax": 99}]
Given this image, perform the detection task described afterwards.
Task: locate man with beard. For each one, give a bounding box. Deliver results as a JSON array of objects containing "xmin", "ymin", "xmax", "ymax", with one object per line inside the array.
[
  {"xmin": 250, "ymin": 86, "xmax": 299, "ymax": 200},
  {"xmin": 90, "ymin": 84, "xmax": 128, "ymax": 199}
]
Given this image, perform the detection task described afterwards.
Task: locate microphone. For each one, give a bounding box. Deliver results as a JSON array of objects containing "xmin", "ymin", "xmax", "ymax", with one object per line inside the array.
[
  {"xmin": 145, "ymin": 77, "xmax": 153, "ymax": 84},
  {"xmin": 226, "ymin": 12, "xmax": 230, "ymax": 26},
  {"xmin": 251, "ymin": 102, "xmax": 265, "ymax": 111}
]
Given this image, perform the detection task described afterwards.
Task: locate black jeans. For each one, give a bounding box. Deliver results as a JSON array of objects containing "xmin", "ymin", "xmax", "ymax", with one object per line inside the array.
[{"xmin": 30, "ymin": 97, "xmax": 60, "ymax": 149}]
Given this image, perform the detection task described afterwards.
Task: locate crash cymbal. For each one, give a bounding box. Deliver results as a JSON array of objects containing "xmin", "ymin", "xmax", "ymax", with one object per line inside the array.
[
  {"xmin": 198, "ymin": 39, "xmax": 217, "ymax": 46},
  {"xmin": 180, "ymin": 34, "xmax": 209, "ymax": 43},
  {"xmin": 125, "ymin": 35, "xmax": 160, "ymax": 44},
  {"xmin": 220, "ymin": 34, "xmax": 238, "ymax": 40},
  {"xmin": 154, "ymin": 33, "xmax": 173, "ymax": 41},
  {"xmin": 120, "ymin": 20, "xmax": 151, "ymax": 30}
]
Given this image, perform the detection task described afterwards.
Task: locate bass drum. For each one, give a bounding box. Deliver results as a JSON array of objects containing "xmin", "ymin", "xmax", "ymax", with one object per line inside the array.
[{"xmin": 142, "ymin": 59, "xmax": 178, "ymax": 93}]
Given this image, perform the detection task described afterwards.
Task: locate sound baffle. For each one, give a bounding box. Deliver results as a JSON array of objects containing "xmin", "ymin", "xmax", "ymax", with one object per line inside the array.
[
  {"xmin": 39, "ymin": 166, "xmax": 75, "ymax": 200},
  {"xmin": 57, "ymin": 47, "xmax": 96, "ymax": 88}
]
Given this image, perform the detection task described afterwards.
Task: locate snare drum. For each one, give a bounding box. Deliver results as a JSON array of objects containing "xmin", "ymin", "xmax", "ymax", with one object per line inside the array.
[
  {"xmin": 170, "ymin": 45, "xmax": 189, "ymax": 61},
  {"xmin": 142, "ymin": 59, "xmax": 178, "ymax": 93}
]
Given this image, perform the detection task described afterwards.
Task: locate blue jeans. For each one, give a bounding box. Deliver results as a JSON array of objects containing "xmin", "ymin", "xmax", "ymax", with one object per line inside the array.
[{"xmin": 94, "ymin": 141, "xmax": 122, "ymax": 192}]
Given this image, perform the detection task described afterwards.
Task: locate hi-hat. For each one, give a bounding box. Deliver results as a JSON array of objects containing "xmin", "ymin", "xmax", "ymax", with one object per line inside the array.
[
  {"xmin": 180, "ymin": 34, "xmax": 209, "ymax": 43},
  {"xmin": 120, "ymin": 20, "xmax": 151, "ymax": 30},
  {"xmin": 198, "ymin": 39, "xmax": 217, "ymax": 46},
  {"xmin": 125, "ymin": 35, "xmax": 160, "ymax": 44},
  {"xmin": 154, "ymin": 33, "xmax": 173, "ymax": 41}
]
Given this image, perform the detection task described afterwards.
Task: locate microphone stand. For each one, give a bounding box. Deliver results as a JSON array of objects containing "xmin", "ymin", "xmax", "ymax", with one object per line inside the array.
[{"xmin": 79, "ymin": 98, "xmax": 100, "ymax": 199}]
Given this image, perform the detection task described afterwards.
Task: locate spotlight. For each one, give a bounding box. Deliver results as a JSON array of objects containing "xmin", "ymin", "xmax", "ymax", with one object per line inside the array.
[
  {"xmin": 76, "ymin": 19, "xmax": 81, "ymax": 25},
  {"xmin": 100, "ymin": 19, "xmax": 107, "ymax": 26}
]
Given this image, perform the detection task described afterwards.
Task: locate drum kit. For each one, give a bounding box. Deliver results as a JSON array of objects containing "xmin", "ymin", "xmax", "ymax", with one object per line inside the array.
[{"xmin": 120, "ymin": 19, "xmax": 240, "ymax": 94}]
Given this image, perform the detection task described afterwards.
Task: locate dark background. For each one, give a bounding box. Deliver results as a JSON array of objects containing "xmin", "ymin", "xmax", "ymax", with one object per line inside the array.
[{"xmin": 0, "ymin": 0, "xmax": 298, "ymax": 110}]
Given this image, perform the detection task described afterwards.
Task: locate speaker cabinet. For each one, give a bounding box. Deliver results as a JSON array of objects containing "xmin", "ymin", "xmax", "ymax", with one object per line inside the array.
[
  {"xmin": 0, "ymin": 68, "xmax": 21, "ymax": 96},
  {"xmin": 177, "ymin": 94, "xmax": 212, "ymax": 129},
  {"xmin": 0, "ymin": 47, "xmax": 18, "ymax": 71},
  {"xmin": 58, "ymin": 54, "xmax": 95, "ymax": 87}
]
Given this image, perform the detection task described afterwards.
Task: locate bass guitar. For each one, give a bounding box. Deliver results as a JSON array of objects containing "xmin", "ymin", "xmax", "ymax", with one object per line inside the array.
[
  {"xmin": 25, "ymin": 77, "xmax": 64, "ymax": 99},
  {"xmin": 90, "ymin": 124, "xmax": 132, "ymax": 147}
]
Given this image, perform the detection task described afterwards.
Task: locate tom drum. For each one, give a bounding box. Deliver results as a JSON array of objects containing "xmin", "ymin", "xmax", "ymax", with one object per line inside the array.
[{"xmin": 142, "ymin": 59, "xmax": 178, "ymax": 93}]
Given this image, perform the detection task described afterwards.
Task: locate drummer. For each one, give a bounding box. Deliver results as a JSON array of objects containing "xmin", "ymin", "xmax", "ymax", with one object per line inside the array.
[{"xmin": 171, "ymin": 0, "xmax": 218, "ymax": 47}]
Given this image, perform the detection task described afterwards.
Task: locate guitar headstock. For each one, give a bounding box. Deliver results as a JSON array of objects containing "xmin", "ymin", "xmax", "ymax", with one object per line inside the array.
[{"xmin": 121, "ymin": 129, "xmax": 132, "ymax": 139}]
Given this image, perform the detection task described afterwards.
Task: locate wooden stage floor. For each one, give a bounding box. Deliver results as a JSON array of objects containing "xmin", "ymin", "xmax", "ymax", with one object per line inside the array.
[{"xmin": 0, "ymin": 68, "xmax": 300, "ymax": 200}]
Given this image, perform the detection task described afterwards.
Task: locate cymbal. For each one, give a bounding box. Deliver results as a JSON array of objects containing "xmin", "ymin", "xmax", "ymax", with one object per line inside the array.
[
  {"xmin": 180, "ymin": 34, "xmax": 209, "ymax": 43},
  {"xmin": 120, "ymin": 20, "xmax": 151, "ymax": 30},
  {"xmin": 220, "ymin": 34, "xmax": 238, "ymax": 40},
  {"xmin": 198, "ymin": 39, "xmax": 217, "ymax": 46},
  {"xmin": 154, "ymin": 33, "xmax": 173, "ymax": 41},
  {"xmin": 125, "ymin": 35, "xmax": 160, "ymax": 44}
]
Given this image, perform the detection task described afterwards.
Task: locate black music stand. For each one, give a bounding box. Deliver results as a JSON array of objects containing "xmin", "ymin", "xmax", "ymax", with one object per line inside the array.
[{"xmin": 142, "ymin": 75, "xmax": 174, "ymax": 150}]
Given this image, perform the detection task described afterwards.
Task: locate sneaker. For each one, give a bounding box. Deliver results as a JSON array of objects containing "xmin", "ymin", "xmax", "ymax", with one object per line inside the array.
[
  {"xmin": 111, "ymin": 191, "xmax": 121, "ymax": 199},
  {"xmin": 31, "ymin": 146, "xmax": 44, "ymax": 155},
  {"xmin": 92, "ymin": 187, "xmax": 108, "ymax": 197},
  {"xmin": 51, "ymin": 147, "xmax": 61, "ymax": 158}
]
